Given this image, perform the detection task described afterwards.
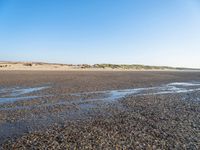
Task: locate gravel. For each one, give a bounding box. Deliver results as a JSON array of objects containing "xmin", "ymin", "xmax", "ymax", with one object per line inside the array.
[{"xmin": 0, "ymin": 71, "xmax": 200, "ymax": 149}]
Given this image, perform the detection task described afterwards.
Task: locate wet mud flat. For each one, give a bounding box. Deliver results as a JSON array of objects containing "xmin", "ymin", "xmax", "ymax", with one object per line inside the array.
[{"xmin": 0, "ymin": 71, "xmax": 200, "ymax": 149}]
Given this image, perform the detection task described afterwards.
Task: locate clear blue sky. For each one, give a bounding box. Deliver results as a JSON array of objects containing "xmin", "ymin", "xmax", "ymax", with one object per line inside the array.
[{"xmin": 0, "ymin": 0, "xmax": 200, "ymax": 68}]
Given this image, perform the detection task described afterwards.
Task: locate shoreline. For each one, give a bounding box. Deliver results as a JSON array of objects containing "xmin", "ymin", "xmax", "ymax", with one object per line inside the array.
[{"xmin": 0, "ymin": 69, "xmax": 199, "ymax": 72}]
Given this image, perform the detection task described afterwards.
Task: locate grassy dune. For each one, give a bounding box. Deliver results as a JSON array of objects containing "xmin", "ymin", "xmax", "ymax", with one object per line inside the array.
[{"xmin": 0, "ymin": 61, "xmax": 199, "ymax": 71}]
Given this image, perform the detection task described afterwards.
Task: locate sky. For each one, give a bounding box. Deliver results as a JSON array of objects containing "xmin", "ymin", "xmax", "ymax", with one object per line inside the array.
[{"xmin": 0, "ymin": 0, "xmax": 200, "ymax": 68}]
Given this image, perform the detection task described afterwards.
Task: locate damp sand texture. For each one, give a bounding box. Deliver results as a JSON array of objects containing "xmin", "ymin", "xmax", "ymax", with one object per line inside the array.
[{"xmin": 0, "ymin": 71, "xmax": 200, "ymax": 149}]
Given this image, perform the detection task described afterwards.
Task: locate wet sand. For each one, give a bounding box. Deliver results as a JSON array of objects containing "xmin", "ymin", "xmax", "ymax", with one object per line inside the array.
[{"xmin": 0, "ymin": 71, "xmax": 200, "ymax": 149}]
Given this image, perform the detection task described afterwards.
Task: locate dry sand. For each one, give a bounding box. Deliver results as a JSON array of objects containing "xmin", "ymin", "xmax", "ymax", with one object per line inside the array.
[
  {"xmin": 0, "ymin": 61, "xmax": 179, "ymax": 71},
  {"xmin": 0, "ymin": 62, "xmax": 77, "ymax": 71}
]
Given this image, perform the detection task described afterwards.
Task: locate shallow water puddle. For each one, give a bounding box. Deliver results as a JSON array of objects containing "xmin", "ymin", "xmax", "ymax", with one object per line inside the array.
[
  {"xmin": 0, "ymin": 81, "xmax": 200, "ymax": 143},
  {"xmin": 0, "ymin": 81, "xmax": 200, "ymax": 105},
  {"xmin": 167, "ymin": 82, "xmax": 200, "ymax": 86},
  {"xmin": 71, "ymin": 81, "xmax": 200, "ymax": 103},
  {"xmin": 10, "ymin": 86, "xmax": 48, "ymax": 97},
  {"xmin": 0, "ymin": 86, "xmax": 49, "ymax": 103},
  {"xmin": 0, "ymin": 96, "xmax": 40, "ymax": 104}
]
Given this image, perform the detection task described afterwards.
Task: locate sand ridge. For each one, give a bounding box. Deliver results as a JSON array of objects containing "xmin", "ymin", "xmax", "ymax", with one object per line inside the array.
[{"xmin": 0, "ymin": 61, "xmax": 184, "ymax": 71}]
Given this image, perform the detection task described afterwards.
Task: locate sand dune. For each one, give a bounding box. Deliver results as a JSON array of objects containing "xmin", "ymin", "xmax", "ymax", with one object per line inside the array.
[{"xmin": 0, "ymin": 61, "xmax": 185, "ymax": 71}]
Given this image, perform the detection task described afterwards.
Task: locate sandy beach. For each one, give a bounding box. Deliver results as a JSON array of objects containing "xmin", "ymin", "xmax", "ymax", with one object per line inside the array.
[
  {"xmin": 0, "ymin": 71, "xmax": 200, "ymax": 149},
  {"xmin": 1, "ymin": 0, "xmax": 200, "ymax": 149}
]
